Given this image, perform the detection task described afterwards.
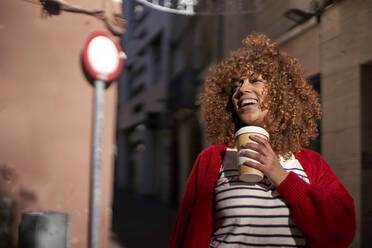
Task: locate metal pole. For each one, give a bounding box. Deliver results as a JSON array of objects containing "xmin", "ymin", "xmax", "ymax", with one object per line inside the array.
[{"xmin": 89, "ymin": 80, "xmax": 105, "ymax": 248}]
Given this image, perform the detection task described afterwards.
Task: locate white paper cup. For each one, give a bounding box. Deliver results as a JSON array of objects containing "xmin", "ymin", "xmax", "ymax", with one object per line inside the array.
[{"xmin": 235, "ymin": 126, "xmax": 270, "ymax": 183}]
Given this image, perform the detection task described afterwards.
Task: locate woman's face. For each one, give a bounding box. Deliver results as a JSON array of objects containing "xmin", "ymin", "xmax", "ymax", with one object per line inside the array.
[{"xmin": 232, "ymin": 74, "xmax": 268, "ymax": 126}]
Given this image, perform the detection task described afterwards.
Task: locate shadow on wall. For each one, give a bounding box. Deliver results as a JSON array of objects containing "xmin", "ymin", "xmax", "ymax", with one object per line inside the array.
[{"xmin": 0, "ymin": 164, "xmax": 37, "ymax": 248}]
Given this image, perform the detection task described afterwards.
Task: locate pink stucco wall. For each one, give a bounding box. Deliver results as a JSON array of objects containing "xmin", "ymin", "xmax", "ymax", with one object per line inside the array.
[{"xmin": 0, "ymin": 0, "xmax": 118, "ymax": 247}]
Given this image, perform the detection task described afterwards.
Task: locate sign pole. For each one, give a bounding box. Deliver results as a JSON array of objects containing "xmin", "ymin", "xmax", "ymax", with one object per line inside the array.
[
  {"xmin": 89, "ymin": 80, "xmax": 105, "ymax": 248},
  {"xmin": 82, "ymin": 31, "xmax": 124, "ymax": 248}
]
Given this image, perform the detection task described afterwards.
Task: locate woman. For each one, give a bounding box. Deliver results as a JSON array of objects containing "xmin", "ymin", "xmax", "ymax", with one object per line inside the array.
[{"xmin": 169, "ymin": 33, "xmax": 356, "ymax": 248}]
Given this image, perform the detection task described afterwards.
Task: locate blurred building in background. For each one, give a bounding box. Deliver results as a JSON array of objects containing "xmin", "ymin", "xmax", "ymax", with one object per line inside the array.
[
  {"xmin": 116, "ymin": 0, "xmax": 372, "ymax": 247},
  {"xmin": 115, "ymin": 0, "xmax": 220, "ymax": 207},
  {"xmin": 116, "ymin": 0, "xmax": 173, "ymax": 201}
]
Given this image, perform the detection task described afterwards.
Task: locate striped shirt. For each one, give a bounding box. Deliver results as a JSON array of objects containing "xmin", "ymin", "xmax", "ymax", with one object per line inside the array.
[{"xmin": 210, "ymin": 148, "xmax": 309, "ymax": 248}]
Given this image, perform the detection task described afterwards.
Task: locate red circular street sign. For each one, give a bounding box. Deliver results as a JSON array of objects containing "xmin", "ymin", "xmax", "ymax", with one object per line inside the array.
[{"xmin": 82, "ymin": 31, "xmax": 124, "ymax": 82}]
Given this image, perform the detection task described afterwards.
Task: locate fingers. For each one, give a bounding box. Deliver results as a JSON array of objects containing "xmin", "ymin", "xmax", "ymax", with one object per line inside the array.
[
  {"xmin": 249, "ymin": 135, "xmax": 269, "ymax": 147},
  {"xmin": 240, "ymin": 150, "xmax": 264, "ymax": 164},
  {"xmin": 243, "ymin": 159, "xmax": 263, "ymax": 172},
  {"xmin": 242, "ymin": 141, "xmax": 266, "ymax": 155},
  {"xmin": 242, "ymin": 135, "xmax": 272, "ymax": 154}
]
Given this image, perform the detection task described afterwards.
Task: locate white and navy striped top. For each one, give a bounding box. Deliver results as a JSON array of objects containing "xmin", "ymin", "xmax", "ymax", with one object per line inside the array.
[{"xmin": 209, "ymin": 148, "xmax": 309, "ymax": 248}]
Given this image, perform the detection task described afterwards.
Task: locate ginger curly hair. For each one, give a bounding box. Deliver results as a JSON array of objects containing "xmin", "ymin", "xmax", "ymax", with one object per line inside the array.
[{"xmin": 198, "ymin": 33, "xmax": 322, "ymax": 158}]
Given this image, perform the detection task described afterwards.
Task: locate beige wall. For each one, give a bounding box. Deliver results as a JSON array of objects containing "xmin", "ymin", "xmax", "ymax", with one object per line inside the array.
[
  {"xmin": 222, "ymin": 14, "xmax": 253, "ymax": 56},
  {"xmin": 279, "ymin": 24, "xmax": 320, "ymax": 77},
  {"xmin": 277, "ymin": 1, "xmax": 372, "ymax": 246},
  {"xmin": 0, "ymin": 0, "xmax": 118, "ymax": 247},
  {"xmin": 320, "ymin": 1, "xmax": 372, "ymax": 246}
]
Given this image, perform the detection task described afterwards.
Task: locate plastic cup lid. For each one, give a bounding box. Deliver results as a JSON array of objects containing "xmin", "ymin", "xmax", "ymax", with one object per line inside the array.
[{"xmin": 235, "ymin": 126, "xmax": 270, "ymax": 139}]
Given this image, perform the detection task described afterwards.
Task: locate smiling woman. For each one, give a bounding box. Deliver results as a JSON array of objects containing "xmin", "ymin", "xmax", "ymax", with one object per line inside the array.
[
  {"xmin": 169, "ymin": 33, "xmax": 356, "ymax": 248},
  {"xmin": 198, "ymin": 33, "xmax": 322, "ymax": 159}
]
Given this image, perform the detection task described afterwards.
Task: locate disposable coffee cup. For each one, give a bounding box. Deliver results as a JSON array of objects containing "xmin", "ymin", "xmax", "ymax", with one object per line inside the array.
[{"xmin": 235, "ymin": 126, "xmax": 270, "ymax": 183}]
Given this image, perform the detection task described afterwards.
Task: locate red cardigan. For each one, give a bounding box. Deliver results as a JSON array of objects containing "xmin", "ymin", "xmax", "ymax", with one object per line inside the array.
[{"xmin": 169, "ymin": 144, "xmax": 356, "ymax": 248}]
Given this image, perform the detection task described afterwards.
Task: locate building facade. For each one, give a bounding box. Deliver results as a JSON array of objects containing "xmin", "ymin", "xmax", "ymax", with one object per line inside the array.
[
  {"xmin": 116, "ymin": 1, "xmax": 218, "ymax": 206},
  {"xmin": 117, "ymin": 0, "xmax": 372, "ymax": 247},
  {"xmin": 0, "ymin": 0, "xmax": 121, "ymax": 247},
  {"xmin": 116, "ymin": 0, "xmax": 173, "ymax": 203}
]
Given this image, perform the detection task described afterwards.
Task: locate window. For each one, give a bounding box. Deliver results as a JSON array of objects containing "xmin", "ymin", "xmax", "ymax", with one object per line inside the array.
[
  {"xmin": 150, "ymin": 34, "xmax": 162, "ymax": 85},
  {"xmin": 307, "ymin": 73, "xmax": 321, "ymax": 154}
]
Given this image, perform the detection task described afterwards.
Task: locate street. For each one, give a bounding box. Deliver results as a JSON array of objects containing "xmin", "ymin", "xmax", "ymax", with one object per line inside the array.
[{"xmin": 111, "ymin": 190, "xmax": 177, "ymax": 248}]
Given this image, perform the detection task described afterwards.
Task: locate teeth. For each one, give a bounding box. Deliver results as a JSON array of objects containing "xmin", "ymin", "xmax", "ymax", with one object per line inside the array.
[{"xmin": 241, "ymin": 99, "xmax": 258, "ymax": 106}]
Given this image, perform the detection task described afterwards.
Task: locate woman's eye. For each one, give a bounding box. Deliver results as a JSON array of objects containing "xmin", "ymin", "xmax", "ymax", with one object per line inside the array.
[{"xmin": 252, "ymin": 79, "xmax": 263, "ymax": 84}]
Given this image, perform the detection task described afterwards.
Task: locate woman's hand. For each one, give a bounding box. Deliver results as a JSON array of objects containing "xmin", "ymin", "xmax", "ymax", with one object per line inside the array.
[{"xmin": 241, "ymin": 135, "xmax": 289, "ymax": 187}]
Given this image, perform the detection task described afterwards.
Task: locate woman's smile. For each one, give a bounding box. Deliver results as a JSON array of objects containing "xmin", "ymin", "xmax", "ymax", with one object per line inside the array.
[{"xmin": 238, "ymin": 97, "xmax": 259, "ymax": 111}]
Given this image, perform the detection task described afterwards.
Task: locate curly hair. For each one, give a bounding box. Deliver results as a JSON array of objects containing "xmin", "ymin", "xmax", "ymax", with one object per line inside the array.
[{"xmin": 198, "ymin": 33, "xmax": 322, "ymax": 159}]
